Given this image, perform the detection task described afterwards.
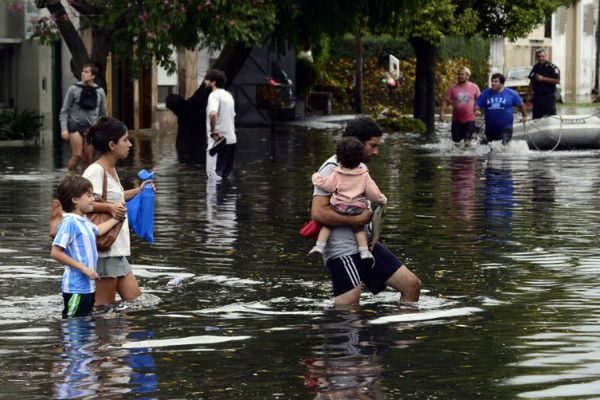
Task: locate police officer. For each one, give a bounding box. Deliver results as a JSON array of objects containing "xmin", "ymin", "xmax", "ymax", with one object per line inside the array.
[{"xmin": 527, "ymin": 48, "xmax": 560, "ymax": 120}]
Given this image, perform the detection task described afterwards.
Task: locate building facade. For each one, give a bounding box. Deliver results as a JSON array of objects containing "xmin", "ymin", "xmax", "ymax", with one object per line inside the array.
[{"xmin": 489, "ymin": 0, "xmax": 599, "ymax": 102}]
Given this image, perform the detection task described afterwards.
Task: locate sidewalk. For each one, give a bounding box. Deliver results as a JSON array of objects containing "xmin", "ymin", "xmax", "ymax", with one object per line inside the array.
[{"xmin": 284, "ymin": 114, "xmax": 357, "ymax": 130}]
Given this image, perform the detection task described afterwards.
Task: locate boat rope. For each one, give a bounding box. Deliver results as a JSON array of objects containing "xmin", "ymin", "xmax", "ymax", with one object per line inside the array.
[{"xmin": 522, "ymin": 115, "xmax": 565, "ymax": 152}]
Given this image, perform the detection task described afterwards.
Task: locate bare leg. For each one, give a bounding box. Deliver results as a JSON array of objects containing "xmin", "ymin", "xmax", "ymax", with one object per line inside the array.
[
  {"xmin": 67, "ymin": 131, "xmax": 84, "ymax": 171},
  {"xmin": 95, "ymin": 277, "xmax": 118, "ymax": 306},
  {"xmin": 354, "ymin": 230, "xmax": 368, "ymax": 248},
  {"xmin": 385, "ymin": 265, "xmax": 422, "ymax": 302},
  {"xmin": 334, "ymin": 285, "xmax": 362, "ymax": 306},
  {"xmin": 116, "ymin": 271, "xmax": 142, "ymax": 301},
  {"xmin": 316, "ymin": 226, "xmax": 331, "ymax": 243},
  {"xmin": 81, "ymin": 142, "xmax": 94, "ymax": 170}
]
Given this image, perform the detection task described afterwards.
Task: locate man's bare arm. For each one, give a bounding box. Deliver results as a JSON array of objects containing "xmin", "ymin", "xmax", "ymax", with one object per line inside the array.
[
  {"xmin": 209, "ymin": 111, "xmax": 218, "ymax": 134},
  {"xmin": 311, "ymin": 195, "xmax": 372, "ymax": 226}
]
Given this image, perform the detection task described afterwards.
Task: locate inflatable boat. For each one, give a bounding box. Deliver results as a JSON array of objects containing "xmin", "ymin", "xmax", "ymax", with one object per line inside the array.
[{"xmin": 511, "ymin": 115, "xmax": 600, "ymax": 150}]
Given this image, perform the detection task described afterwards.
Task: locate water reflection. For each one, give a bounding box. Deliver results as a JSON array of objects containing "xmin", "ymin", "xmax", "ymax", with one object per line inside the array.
[
  {"xmin": 52, "ymin": 317, "xmax": 157, "ymax": 398},
  {"xmin": 52, "ymin": 317, "xmax": 98, "ymax": 399},
  {"xmin": 205, "ymin": 180, "xmax": 238, "ymax": 251},
  {"xmin": 450, "ymin": 157, "xmax": 476, "ymax": 222},
  {"xmin": 304, "ymin": 312, "xmax": 383, "ymax": 399},
  {"xmin": 481, "ymin": 158, "xmax": 514, "ymax": 245},
  {"xmin": 529, "ymin": 164, "xmax": 556, "ymax": 235}
]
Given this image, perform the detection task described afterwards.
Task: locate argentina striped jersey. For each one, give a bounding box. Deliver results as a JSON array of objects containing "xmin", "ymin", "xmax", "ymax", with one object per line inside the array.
[{"xmin": 52, "ymin": 213, "xmax": 99, "ymax": 294}]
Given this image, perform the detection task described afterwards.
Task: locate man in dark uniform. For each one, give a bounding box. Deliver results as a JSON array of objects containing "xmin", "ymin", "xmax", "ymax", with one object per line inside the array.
[{"xmin": 527, "ymin": 48, "xmax": 560, "ymax": 120}]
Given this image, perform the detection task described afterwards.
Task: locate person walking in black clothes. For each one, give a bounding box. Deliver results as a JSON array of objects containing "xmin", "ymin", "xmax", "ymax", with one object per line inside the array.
[{"xmin": 527, "ymin": 49, "xmax": 561, "ymax": 120}]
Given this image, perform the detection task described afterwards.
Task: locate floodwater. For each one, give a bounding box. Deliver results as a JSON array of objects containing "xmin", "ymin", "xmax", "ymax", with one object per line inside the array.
[{"xmin": 1, "ymin": 119, "xmax": 600, "ymax": 399}]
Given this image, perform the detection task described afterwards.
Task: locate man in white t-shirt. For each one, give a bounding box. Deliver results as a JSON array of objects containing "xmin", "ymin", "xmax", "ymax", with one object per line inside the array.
[{"xmin": 204, "ymin": 69, "xmax": 236, "ymax": 181}]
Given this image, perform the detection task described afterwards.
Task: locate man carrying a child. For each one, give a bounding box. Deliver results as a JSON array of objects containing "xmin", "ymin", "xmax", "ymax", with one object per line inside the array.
[{"xmin": 310, "ymin": 117, "xmax": 421, "ymax": 305}]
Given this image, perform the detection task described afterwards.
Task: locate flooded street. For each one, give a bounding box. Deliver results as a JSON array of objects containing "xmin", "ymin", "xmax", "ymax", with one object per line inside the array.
[{"xmin": 1, "ymin": 121, "xmax": 600, "ymax": 399}]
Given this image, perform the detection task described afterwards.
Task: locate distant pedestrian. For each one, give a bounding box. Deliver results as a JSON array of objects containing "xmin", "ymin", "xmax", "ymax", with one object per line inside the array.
[
  {"xmin": 204, "ymin": 69, "xmax": 236, "ymax": 181},
  {"xmin": 440, "ymin": 67, "xmax": 481, "ymax": 146},
  {"xmin": 475, "ymin": 73, "xmax": 527, "ymax": 145},
  {"xmin": 59, "ymin": 63, "xmax": 107, "ymax": 172},
  {"xmin": 51, "ymin": 175, "xmax": 121, "ymax": 318},
  {"xmin": 527, "ymin": 49, "xmax": 560, "ymax": 119}
]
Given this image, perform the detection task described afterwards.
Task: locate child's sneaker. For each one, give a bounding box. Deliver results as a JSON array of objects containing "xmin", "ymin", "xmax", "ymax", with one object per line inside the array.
[
  {"xmin": 309, "ymin": 246, "xmax": 324, "ymax": 256},
  {"xmin": 359, "ymin": 248, "xmax": 373, "ymax": 259}
]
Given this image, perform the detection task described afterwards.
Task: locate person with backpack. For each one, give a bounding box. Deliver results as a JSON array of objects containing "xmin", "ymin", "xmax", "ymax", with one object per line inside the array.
[{"xmin": 59, "ymin": 63, "xmax": 107, "ymax": 172}]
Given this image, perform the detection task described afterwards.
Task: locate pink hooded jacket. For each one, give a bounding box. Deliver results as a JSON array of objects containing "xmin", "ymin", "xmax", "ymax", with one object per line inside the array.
[{"xmin": 312, "ymin": 166, "xmax": 387, "ymax": 207}]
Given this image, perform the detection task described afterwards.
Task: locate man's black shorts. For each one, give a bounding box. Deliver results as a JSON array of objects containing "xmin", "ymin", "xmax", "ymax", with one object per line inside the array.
[
  {"xmin": 485, "ymin": 128, "xmax": 513, "ymax": 145},
  {"xmin": 325, "ymin": 243, "xmax": 402, "ymax": 297},
  {"xmin": 532, "ymin": 94, "xmax": 557, "ymax": 120},
  {"xmin": 62, "ymin": 292, "xmax": 95, "ymax": 318},
  {"xmin": 451, "ymin": 121, "xmax": 476, "ymax": 143}
]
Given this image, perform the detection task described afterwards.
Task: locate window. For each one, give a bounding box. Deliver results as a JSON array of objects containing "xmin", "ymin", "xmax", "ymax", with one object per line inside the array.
[
  {"xmin": 157, "ymin": 50, "xmax": 178, "ymax": 108},
  {"xmin": 0, "ymin": 47, "xmax": 13, "ymax": 108},
  {"xmin": 544, "ymin": 16, "xmax": 552, "ymax": 39}
]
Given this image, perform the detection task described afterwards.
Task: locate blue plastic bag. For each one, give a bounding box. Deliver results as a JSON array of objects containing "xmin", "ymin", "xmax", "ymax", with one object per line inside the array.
[{"xmin": 127, "ymin": 169, "xmax": 155, "ymax": 245}]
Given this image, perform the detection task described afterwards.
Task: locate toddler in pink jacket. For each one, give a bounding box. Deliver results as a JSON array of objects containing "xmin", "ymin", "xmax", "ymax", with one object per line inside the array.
[{"xmin": 311, "ymin": 137, "xmax": 387, "ymax": 259}]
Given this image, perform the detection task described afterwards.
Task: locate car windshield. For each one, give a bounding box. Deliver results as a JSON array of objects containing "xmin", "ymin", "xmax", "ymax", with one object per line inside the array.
[{"xmin": 507, "ymin": 68, "xmax": 531, "ymax": 80}]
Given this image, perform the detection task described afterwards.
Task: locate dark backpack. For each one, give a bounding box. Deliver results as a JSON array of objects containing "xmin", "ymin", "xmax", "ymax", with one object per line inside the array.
[{"xmin": 77, "ymin": 84, "xmax": 98, "ymax": 110}]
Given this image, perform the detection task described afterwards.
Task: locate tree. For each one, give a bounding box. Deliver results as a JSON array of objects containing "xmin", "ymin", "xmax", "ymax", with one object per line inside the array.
[
  {"xmin": 270, "ymin": 0, "xmax": 421, "ymax": 115},
  {"xmin": 34, "ymin": 0, "xmax": 277, "ymax": 161},
  {"xmin": 399, "ymin": 0, "xmax": 570, "ymax": 135}
]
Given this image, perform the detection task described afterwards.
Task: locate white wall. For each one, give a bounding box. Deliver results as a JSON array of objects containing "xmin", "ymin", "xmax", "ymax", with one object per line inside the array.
[{"xmin": 552, "ymin": 1, "xmax": 598, "ymax": 102}]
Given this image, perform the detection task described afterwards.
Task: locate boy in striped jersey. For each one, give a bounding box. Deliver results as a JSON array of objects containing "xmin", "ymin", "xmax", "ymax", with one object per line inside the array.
[{"xmin": 51, "ymin": 175, "xmax": 122, "ymax": 318}]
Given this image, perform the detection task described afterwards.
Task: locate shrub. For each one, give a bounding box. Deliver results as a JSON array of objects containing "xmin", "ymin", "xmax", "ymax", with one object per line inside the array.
[
  {"xmin": 373, "ymin": 106, "xmax": 426, "ymax": 134},
  {"xmin": 0, "ymin": 109, "xmax": 44, "ymax": 141},
  {"xmin": 314, "ymin": 57, "xmax": 478, "ymax": 114}
]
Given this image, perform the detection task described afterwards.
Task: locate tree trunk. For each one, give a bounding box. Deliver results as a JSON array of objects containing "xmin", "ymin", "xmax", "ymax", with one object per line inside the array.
[
  {"xmin": 36, "ymin": 1, "xmax": 109, "ymax": 90},
  {"xmin": 354, "ymin": 33, "xmax": 363, "ymax": 114},
  {"xmin": 36, "ymin": 1, "xmax": 90, "ymax": 75},
  {"xmin": 177, "ymin": 46, "xmax": 199, "ymax": 99},
  {"xmin": 167, "ymin": 41, "xmax": 254, "ymax": 164},
  {"xmin": 409, "ymin": 36, "xmax": 437, "ymax": 136},
  {"xmin": 90, "ymin": 26, "xmax": 110, "ymax": 91}
]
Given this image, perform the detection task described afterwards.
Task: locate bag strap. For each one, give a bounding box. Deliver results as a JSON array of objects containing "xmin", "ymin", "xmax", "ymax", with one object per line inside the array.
[{"xmin": 101, "ymin": 167, "xmax": 108, "ymax": 202}]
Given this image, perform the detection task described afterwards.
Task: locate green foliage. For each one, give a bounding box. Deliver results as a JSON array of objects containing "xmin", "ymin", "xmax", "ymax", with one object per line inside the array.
[
  {"xmin": 472, "ymin": 0, "xmax": 571, "ymax": 40},
  {"xmin": 35, "ymin": 1, "xmax": 278, "ymax": 75},
  {"xmin": 438, "ymin": 36, "xmax": 490, "ymax": 89},
  {"xmin": 326, "ymin": 34, "xmax": 489, "ymax": 89},
  {"xmin": 399, "ymin": 0, "xmax": 479, "ymax": 44},
  {"xmin": 0, "ymin": 109, "xmax": 43, "ymax": 141},
  {"xmin": 329, "ymin": 34, "xmax": 415, "ymax": 62},
  {"xmin": 373, "ymin": 107, "xmax": 426, "ymax": 133},
  {"xmin": 315, "ymin": 55, "xmax": 484, "ymax": 114},
  {"xmin": 103, "ymin": 0, "xmax": 278, "ymax": 74},
  {"xmin": 296, "ymin": 57, "xmax": 321, "ymax": 98}
]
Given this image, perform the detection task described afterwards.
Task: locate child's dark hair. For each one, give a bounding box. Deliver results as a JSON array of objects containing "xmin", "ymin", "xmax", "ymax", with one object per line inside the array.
[
  {"xmin": 88, "ymin": 116, "xmax": 128, "ymax": 153},
  {"xmin": 204, "ymin": 69, "xmax": 228, "ymax": 88},
  {"xmin": 336, "ymin": 137, "xmax": 365, "ymax": 169},
  {"xmin": 57, "ymin": 175, "xmax": 93, "ymax": 212}
]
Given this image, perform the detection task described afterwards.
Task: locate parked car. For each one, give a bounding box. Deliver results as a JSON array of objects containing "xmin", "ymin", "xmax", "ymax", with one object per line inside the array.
[
  {"xmin": 504, "ymin": 66, "xmax": 531, "ymax": 100},
  {"xmin": 505, "ymin": 66, "xmax": 563, "ymax": 103}
]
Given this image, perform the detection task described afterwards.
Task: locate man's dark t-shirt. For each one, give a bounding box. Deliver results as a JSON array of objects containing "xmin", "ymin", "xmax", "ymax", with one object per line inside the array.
[{"xmin": 529, "ymin": 62, "xmax": 560, "ymax": 96}]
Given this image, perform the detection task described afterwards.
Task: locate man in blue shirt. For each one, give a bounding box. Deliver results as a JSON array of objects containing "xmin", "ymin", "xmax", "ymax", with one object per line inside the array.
[{"xmin": 475, "ymin": 73, "xmax": 528, "ymax": 145}]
